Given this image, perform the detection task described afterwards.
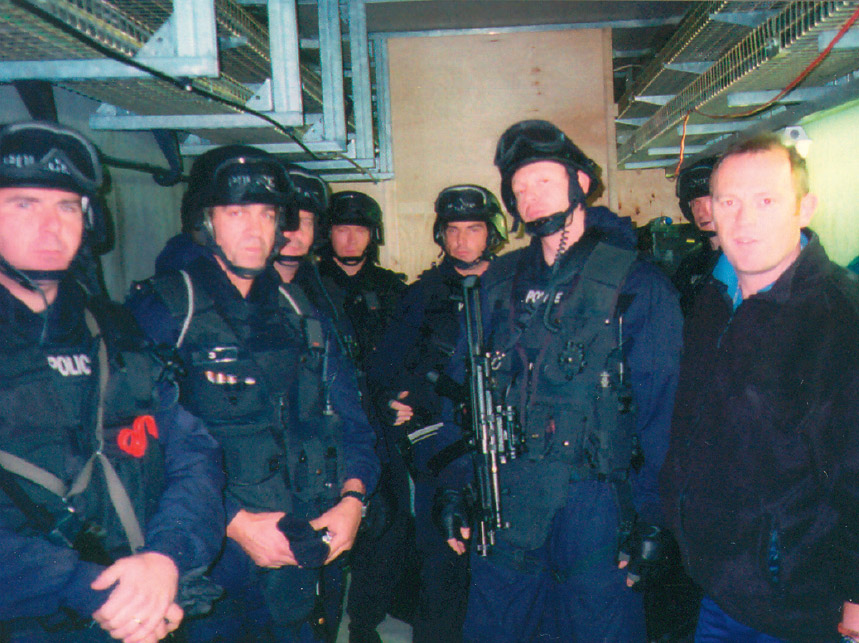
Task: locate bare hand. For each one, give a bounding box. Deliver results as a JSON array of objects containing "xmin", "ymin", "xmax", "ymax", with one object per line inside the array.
[
  {"xmin": 446, "ymin": 526, "xmax": 471, "ymax": 556},
  {"xmin": 390, "ymin": 391, "xmax": 413, "ymax": 426},
  {"xmin": 839, "ymin": 601, "xmax": 859, "ymax": 641},
  {"xmin": 310, "ymin": 497, "xmax": 363, "ymax": 563},
  {"xmin": 115, "ymin": 603, "xmax": 183, "ymax": 643},
  {"xmin": 617, "ymin": 558, "xmax": 637, "ymax": 588},
  {"xmin": 91, "ymin": 552, "xmax": 179, "ymax": 643},
  {"xmin": 226, "ymin": 509, "xmax": 298, "ymax": 568}
]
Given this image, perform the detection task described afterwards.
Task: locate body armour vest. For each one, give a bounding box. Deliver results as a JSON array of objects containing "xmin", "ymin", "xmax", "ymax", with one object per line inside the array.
[
  {"xmin": 486, "ymin": 236, "xmax": 638, "ymax": 550},
  {"xmin": 0, "ymin": 293, "xmax": 165, "ymax": 557},
  {"xmin": 146, "ymin": 267, "xmax": 344, "ymax": 520},
  {"xmin": 402, "ymin": 261, "xmax": 465, "ymax": 419},
  {"xmin": 318, "ymin": 258, "xmax": 405, "ymax": 370},
  {"xmin": 294, "ymin": 258, "xmax": 360, "ymax": 367}
]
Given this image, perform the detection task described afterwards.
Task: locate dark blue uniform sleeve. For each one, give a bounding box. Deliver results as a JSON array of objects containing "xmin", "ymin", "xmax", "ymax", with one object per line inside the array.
[
  {"xmin": 125, "ymin": 281, "xmax": 182, "ymax": 347},
  {"xmin": 0, "ymin": 523, "xmax": 109, "ymax": 619},
  {"xmin": 621, "ymin": 261, "xmax": 682, "ymax": 525},
  {"xmin": 0, "ymin": 396, "xmax": 225, "ymax": 622},
  {"xmin": 415, "ymin": 304, "xmax": 478, "ymax": 492},
  {"xmin": 141, "ymin": 392, "xmax": 225, "ymax": 574},
  {"xmin": 325, "ymin": 318, "xmax": 380, "ymax": 494}
]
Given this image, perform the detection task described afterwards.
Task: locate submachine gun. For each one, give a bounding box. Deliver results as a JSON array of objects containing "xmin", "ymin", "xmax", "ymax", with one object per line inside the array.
[{"xmin": 461, "ymin": 275, "xmax": 525, "ymax": 556}]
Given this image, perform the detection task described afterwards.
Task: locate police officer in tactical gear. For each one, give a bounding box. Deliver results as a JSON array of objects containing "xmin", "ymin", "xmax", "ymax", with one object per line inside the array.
[
  {"xmin": 317, "ymin": 191, "xmax": 406, "ymax": 366},
  {"xmin": 127, "ymin": 145, "xmax": 379, "ymax": 642},
  {"xmin": 671, "ymin": 157, "xmax": 721, "ymax": 316},
  {"xmin": 0, "ymin": 121, "xmax": 224, "ymax": 643},
  {"xmin": 437, "ymin": 120, "xmax": 682, "ymax": 642},
  {"xmin": 368, "ymin": 184, "xmax": 507, "ymax": 643},
  {"xmin": 274, "ymin": 166, "xmax": 359, "ymax": 366},
  {"xmin": 316, "ymin": 190, "xmax": 409, "ymax": 643}
]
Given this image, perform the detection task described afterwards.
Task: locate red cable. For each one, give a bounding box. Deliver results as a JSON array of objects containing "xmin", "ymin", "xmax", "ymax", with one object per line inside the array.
[
  {"xmin": 672, "ymin": 113, "xmax": 690, "ymax": 177},
  {"xmin": 696, "ymin": 3, "xmax": 859, "ymax": 119}
]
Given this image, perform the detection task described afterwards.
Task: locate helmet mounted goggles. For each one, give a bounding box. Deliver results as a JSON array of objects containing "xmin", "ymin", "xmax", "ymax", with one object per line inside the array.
[
  {"xmin": 433, "ymin": 184, "xmax": 508, "ymax": 251},
  {"xmin": 0, "ymin": 120, "xmax": 103, "ymax": 198}
]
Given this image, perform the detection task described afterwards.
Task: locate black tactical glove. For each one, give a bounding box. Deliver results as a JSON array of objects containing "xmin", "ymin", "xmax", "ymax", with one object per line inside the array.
[
  {"xmin": 277, "ymin": 514, "xmax": 330, "ymax": 568},
  {"xmin": 358, "ymin": 476, "xmax": 398, "ymax": 541},
  {"xmin": 176, "ymin": 566, "xmax": 224, "ymax": 617},
  {"xmin": 617, "ymin": 523, "xmax": 679, "ymax": 591},
  {"xmin": 374, "ymin": 387, "xmax": 404, "ymax": 426},
  {"xmin": 431, "ymin": 488, "xmax": 470, "ymax": 545}
]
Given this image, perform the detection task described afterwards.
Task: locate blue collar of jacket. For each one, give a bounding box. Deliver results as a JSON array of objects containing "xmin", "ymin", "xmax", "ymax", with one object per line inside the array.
[
  {"xmin": 185, "ymin": 253, "xmax": 281, "ymax": 310},
  {"xmin": 523, "ymin": 206, "xmax": 636, "ymax": 278},
  {"xmin": 714, "ymin": 230, "xmax": 811, "ymax": 311}
]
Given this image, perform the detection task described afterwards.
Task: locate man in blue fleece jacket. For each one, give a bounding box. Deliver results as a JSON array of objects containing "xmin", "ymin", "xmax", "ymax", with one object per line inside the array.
[{"xmin": 661, "ymin": 133, "xmax": 859, "ymax": 642}]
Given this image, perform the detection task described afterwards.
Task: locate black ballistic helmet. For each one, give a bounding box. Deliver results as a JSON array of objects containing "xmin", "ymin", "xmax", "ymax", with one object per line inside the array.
[
  {"xmin": 0, "ymin": 120, "xmax": 103, "ymax": 196},
  {"xmin": 181, "ymin": 145, "xmax": 297, "ymax": 279},
  {"xmin": 0, "ymin": 120, "xmax": 105, "ymax": 238},
  {"xmin": 0, "ymin": 121, "xmax": 109, "ymax": 289},
  {"xmin": 276, "ymin": 165, "xmax": 330, "ymax": 261},
  {"xmin": 287, "ymin": 165, "xmax": 330, "ymax": 218},
  {"xmin": 325, "ymin": 191, "xmax": 384, "ymax": 245},
  {"xmin": 181, "ymin": 144, "xmax": 298, "ymax": 234},
  {"xmin": 494, "ymin": 120, "xmax": 600, "ymax": 232},
  {"xmin": 433, "ymin": 184, "xmax": 508, "ymax": 252},
  {"xmin": 675, "ymin": 157, "xmax": 716, "ymax": 224}
]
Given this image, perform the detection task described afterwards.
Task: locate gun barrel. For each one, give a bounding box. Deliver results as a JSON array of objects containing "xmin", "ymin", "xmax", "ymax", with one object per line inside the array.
[{"xmin": 463, "ymin": 275, "xmax": 520, "ymax": 556}]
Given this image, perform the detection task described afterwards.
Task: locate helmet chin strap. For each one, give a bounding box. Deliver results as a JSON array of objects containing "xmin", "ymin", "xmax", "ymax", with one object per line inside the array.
[
  {"xmin": 0, "ymin": 254, "xmax": 64, "ymax": 292},
  {"xmin": 334, "ymin": 251, "xmax": 366, "ymax": 267},
  {"xmin": 205, "ymin": 237, "xmax": 267, "ymax": 280},
  {"xmin": 523, "ymin": 206, "xmax": 575, "ymax": 238},
  {"xmin": 275, "ymin": 254, "xmax": 304, "ymax": 265},
  {"xmin": 0, "ymin": 254, "xmax": 55, "ymax": 340},
  {"xmin": 448, "ymin": 249, "xmax": 492, "ymax": 271},
  {"xmin": 519, "ymin": 166, "xmax": 587, "ymax": 239}
]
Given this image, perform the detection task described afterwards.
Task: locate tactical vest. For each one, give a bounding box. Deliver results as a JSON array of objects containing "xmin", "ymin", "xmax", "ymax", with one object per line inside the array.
[
  {"xmin": 147, "ymin": 269, "xmax": 344, "ymax": 519},
  {"xmin": 410, "ymin": 266, "xmax": 464, "ymax": 370},
  {"xmin": 0, "ymin": 296, "xmax": 165, "ymax": 557},
  {"xmin": 402, "ymin": 265, "xmax": 465, "ymax": 416},
  {"xmin": 488, "ymin": 240, "xmax": 638, "ymax": 550},
  {"xmin": 295, "ymin": 258, "xmax": 360, "ymax": 367},
  {"xmin": 319, "ymin": 260, "xmax": 405, "ymax": 369}
]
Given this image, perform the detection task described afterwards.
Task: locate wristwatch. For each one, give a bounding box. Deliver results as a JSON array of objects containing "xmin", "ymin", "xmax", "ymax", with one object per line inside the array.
[{"xmin": 341, "ymin": 490, "xmax": 368, "ymax": 517}]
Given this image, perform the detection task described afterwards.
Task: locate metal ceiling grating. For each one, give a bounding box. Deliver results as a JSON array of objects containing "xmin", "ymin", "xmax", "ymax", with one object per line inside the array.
[
  {"xmin": 0, "ymin": 0, "xmax": 323, "ymax": 118},
  {"xmin": 618, "ymin": 0, "xmax": 859, "ymax": 166},
  {"xmin": 618, "ymin": 2, "xmax": 788, "ymax": 120}
]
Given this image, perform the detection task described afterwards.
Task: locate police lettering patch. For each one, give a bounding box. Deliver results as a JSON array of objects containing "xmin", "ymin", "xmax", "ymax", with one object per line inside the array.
[
  {"xmin": 2, "ymin": 153, "xmax": 36, "ymax": 168},
  {"xmin": 523, "ymin": 289, "xmax": 564, "ymax": 305},
  {"xmin": 46, "ymin": 354, "xmax": 92, "ymax": 376}
]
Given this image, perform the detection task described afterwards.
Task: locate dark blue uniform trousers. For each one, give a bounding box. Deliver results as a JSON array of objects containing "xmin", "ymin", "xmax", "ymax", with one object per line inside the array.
[
  {"xmin": 346, "ymin": 455, "xmax": 414, "ymax": 642},
  {"xmin": 463, "ymin": 480, "xmax": 645, "ymax": 643},
  {"xmin": 183, "ymin": 537, "xmax": 343, "ymax": 643},
  {"xmin": 411, "ymin": 481, "xmax": 469, "ymax": 643},
  {"xmin": 694, "ymin": 597, "xmax": 787, "ymax": 643}
]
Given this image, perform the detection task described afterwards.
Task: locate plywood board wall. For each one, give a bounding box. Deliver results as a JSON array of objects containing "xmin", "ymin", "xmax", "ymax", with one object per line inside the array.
[
  {"xmin": 340, "ymin": 28, "xmax": 616, "ymax": 281},
  {"xmin": 615, "ymin": 168, "xmax": 683, "ymax": 227}
]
